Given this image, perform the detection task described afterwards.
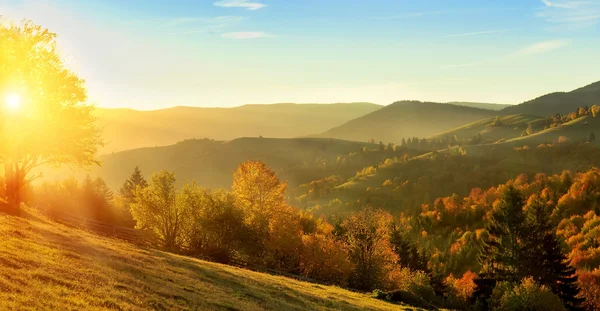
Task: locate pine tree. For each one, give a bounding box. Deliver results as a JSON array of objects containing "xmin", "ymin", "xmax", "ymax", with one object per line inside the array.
[
  {"xmin": 478, "ymin": 185, "xmax": 527, "ymax": 282},
  {"xmin": 118, "ymin": 166, "xmax": 148, "ymax": 200},
  {"xmin": 118, "ymin": 166, "xmax": 148, "ymax": 227},
  {"xmin": 474, "ymin": 186, "xmax": 527, "ymax": 306},
  {"xmin": 524, "ymin": 198, "xmax": 584, "ymax": 311}
]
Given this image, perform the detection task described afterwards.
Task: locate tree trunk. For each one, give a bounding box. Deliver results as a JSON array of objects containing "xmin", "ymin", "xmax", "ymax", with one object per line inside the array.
[{"xmin": 3, "ymin": 162, "xmax": 24, "ymax": 211}]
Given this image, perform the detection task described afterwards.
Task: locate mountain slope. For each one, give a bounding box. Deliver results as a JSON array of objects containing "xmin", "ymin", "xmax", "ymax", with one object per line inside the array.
[
  {"xmin": 446, "ymin": 102, "xmax": 511, "ymax": 111},
  {"xmin": 0, "ymin": 210, "xmax": 416, "ymax": 311},
  {"xmin": 500, "ymin": 80, "xmax": 600, "ymax": 116},
  {"xmin": 96, "ymin": 102, "xmax": 382, "ymax": 153},
  {"xmin": 428, "ymin": 114, "xmax": 546, "ymax": 143},
  {"xmin": 317, "ymin": 101, "xmax": 496, "ymax": 144},
  {"xmin": 43, "ymin": 137, "xmax": 377, "ymax": 190}
]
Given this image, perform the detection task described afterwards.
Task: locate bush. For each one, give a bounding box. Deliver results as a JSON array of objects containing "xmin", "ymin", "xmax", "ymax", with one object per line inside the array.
[
  {"xmin": 385, "ymin": 290, "xmax": 437, "ymax": 310},
  {"xmin": 386, "ymin": 267, "xmax": 441, "ymax": 306},
  {"xmin": 489, "ymin": 278, "xmax": 567, "ymax": 311}
]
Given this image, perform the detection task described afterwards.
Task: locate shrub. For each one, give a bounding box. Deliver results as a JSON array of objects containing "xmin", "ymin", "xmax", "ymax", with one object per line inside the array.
[{"xmin": 489, "ymin": 278, "xmax": 567, "ymax": 311}]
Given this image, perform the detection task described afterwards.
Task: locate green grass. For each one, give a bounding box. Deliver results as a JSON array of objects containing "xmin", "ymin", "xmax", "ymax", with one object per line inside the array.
[
  {"xmin": 0, "ymin": 209, "xmax": 423, "ymax": 311},
  {"xmin": 429, "ymin": 114, "xmax": 545, "ymax": 143}
]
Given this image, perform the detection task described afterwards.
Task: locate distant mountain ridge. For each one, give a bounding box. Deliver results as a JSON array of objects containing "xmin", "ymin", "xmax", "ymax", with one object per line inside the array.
[
  {"xmin": 316, "ymin": 101, "xmax": 496, "ymax": 144},
  {"xmin": 95, "ymin": 102, "xmax": 382, "ymax": 153},
  {"xmin": 446, "ymin": 102, "xmax": 510, "ymax": 111},
  {"xmin": 500, "ymin": 80, "xmax": 600, "ymax": 116}
]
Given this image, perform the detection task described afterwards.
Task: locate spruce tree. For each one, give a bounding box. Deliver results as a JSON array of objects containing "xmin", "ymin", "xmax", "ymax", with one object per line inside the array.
[
  {"xmin": 524, "ymin": 198, "xmax": 584, "ymax": 311},
  {"xmin": 118, "ymin": 166, "xmax": 148, "ymax": 227},
  {"xmin": 474, "ymin": 186, "xmax": 527, "ymax": 306},
  {"xmin": 478, "ymin": 185, "xmax": 527, "ymax": 282},
  {"xmin": 118, "ymin": 166, "xmax": 148, "ymax": 200}
]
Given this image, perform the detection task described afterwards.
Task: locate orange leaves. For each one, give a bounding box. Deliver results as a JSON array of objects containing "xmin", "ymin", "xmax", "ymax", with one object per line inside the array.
[{"xmin": 577, "ymin": 269, "xmax": 600, "ymax": 311}]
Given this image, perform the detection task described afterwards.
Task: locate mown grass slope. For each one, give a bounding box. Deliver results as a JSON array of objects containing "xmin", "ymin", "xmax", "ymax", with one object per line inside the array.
[
  {"xmin": 0, "ymin": 210, "xmax": 422, "ymax": 311},
  {"xmin": 429, "ymin": 114, "xmax": 545, "ymax": 143}
]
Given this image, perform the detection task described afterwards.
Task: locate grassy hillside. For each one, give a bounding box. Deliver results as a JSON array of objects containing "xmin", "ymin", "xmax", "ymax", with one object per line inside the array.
[
  {"xmin": 446, "ymin": 102, "xmax": 511, "ymax": 111},
  {"xmin": 429, "ymin": 114, "xmax": 546, "ymax": 143},
  {"xmin": 500, "ymin": 80, "xmax": 600, "ymax": 116},
  {"xmin": 96, "ymin": 103, "xmax": 382, "ymax": 153},
  {"xmin": 317, "ymin": 101, "xmax": 495, "ymax": 144},
  {"xmin": 0, "ymin": 210, "xmax": 422, "ymax": 311}
]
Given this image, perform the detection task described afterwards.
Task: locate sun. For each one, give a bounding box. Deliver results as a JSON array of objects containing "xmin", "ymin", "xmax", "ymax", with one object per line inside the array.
[{"xmin": 4, "ymin": 94, "xmax": 22, "ymax": 111}]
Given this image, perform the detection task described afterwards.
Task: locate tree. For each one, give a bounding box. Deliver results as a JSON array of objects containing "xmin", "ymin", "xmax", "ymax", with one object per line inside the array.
[
  {"xmin": 475, "ymin": 186, "xmax": 528, "ymax": 306},
  {"xmin": 130, "ymin": 170, "xmax": 191, "ymax": 250},
  {"xmin": 117, "ymin": 166, "xmax": 148, "ymax": 226},
  {"xmin": 589, "ymin": 132, "xmax": 595, "ymax": 143},
  {"xmin": 0, "ymin": 20, "xmax": 102, "ymax": 209},
  {"xmin": 186, "ymin": 189, "xmax": 247, "ymax": 263},
  {"xmin": 342, "ymin": 207, "xmax": 397, "ymax": 291},
  {"xmin": 523, "ymin": 198, "xmax": 583, "ymax": 310},
  {"xmin": 118, "ymin": 166, "xmax": 148, "ymax": 200},
  {"xmin": 232, "ymin": 160, "xmax": 287, "ymax": 256}
]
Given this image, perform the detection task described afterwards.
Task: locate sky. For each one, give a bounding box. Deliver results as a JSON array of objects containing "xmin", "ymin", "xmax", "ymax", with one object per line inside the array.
[{"xmin": 1, "ymin": 0, "xmax": 599, "ymax": 110}]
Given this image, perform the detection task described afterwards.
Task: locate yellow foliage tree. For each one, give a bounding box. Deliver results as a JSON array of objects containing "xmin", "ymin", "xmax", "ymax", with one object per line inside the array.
[
  {"xmin": 232, "ymin": 160, "xmax": 286, "ymax": 233},
  {"xmin": 0, "ymin": 20, "xmax": 102, "ymax": 208}
]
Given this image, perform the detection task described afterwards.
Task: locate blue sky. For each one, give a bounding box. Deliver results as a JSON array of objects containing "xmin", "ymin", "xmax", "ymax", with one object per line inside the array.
[{"xmin": 1, "ymin": 0, "xmax": 599, "ymax": 109}]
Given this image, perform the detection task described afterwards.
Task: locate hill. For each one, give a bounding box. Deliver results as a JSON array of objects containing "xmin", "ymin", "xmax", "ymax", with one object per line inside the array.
[
  {"xmin": 317, "ymin": 101, "xmax": 496, "ymax": 144},
  {"xmin": 96, "ymin": 102, "xmax": 382, "ymax": 153},
  {"xmin": 500, "ymin": 80, "xmax": 600, "ymax": 116},
  {"xmin": 446, "ymin": 102, "xmax": 511, "ymax": 111},
  {"xmin": 0, "ymin": 210, "xmax": 420, "ymax": 311},
  {"xmin": 428, "ymin": 114, "xmax": 546, "ymax": 144},
  {"xmin": 43, "ymin": 137, "xmax": 389, "ymax": 191}
]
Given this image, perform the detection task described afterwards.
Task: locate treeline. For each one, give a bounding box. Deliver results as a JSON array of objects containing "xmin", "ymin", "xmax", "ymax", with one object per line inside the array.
[
  {"xmin": 403, "ymin": 169, "xmax": 600, "ymax": 310},
  {"xmin": 304, "ymin": 141, "xmax": 600, "ymax": 216},
  {"xmin": 120, "ymin": 161, "xmax": 442, "ymax": 296}
]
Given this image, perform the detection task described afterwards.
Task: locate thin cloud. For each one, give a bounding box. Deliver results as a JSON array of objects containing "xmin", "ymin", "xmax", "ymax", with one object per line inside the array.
[
  {"xmin": 371, "ymin": 11, "xmax": 446, "ymax": 21},
  {"xmin": 214, "ymin": 0, "xmax": 266, "ymax": 10},
  {"xmin": 442, "ymin": 29, "xmax": 511, "ymax": 38},
  {"xmin": 512, "ymin": 39, "xmax": 570, "ymax": 56},
  {"xmin": 222, "ymin": 32, "xmax": 273, "ymax": 39},
  {"xmin": 537, "ymin": 0, "xmax": 600, "ymax": 27}
]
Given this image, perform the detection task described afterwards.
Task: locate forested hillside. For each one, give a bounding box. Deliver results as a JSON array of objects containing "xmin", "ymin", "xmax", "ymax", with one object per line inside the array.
[{"xmin": 500, "ymin": 80, "xmax": 600, "ymax": 116}]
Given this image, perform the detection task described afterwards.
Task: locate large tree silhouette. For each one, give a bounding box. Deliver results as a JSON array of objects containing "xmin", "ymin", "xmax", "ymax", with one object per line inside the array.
[{"xmin": 0, "ymin": 20, "xmax": 102, "ymax": 208}]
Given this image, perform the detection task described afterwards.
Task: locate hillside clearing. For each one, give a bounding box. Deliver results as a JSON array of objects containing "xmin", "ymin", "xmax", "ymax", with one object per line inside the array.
[{"xmin": 0, "ymin": 210, "xmax": 423, "ymax": 311}]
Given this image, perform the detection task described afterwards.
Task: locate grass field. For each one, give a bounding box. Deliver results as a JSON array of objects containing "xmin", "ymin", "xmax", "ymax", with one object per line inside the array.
[{"xmin": 0, "ymin": 209, "xmax": 425, "ymax": 311}]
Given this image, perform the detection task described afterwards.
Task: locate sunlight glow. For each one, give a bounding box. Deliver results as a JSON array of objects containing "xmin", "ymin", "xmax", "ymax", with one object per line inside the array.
[{"xmin": 4, "ymin": 94, "xmax": 22, "ymax": 111}]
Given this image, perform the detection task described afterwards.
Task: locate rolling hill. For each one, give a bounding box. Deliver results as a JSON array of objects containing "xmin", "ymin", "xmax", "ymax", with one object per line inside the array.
[
  {"xmin": 95, "ymin": 102, "xmax": 382, "ymax": 153},
  {"xmin": 0, "ymin": 209, "xmax": 421, "ymax": 311},
  {"xmin": 43, "ymin": 137, "xmax": 380, "ymax": 191},
  {"xmin": 446, "ymin": 102, "xmax": 511, "ymax": 111},
  {"xmin": 500, "ymin": 80, "xmax": 600, "ymax": 116},
  {"xmin": 428, "ymin": 114, "xmax": 546, "ymax": 144},
  {"xmin": 317, "ymin": 101, "xmax": 496, "ymax": 144}
]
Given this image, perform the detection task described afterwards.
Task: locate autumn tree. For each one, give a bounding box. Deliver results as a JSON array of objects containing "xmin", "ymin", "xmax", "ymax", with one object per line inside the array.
[
  {"xmin": 341, "ymin": 207, "xmax": 397, "ymax": 291},
  {"xmin": 130, "ymin": 170, "xmax": 192, "ymax": 250},
  {"xmin": 0, "ymin": 20, "xmax": 102, "ymax": 209},
  {"xmin": 186, "ymin": 189, "xmax": 247, "ymax": 263},
  {"xmin": 232, "ymin": 160, "xmax": 287, "ymax": 257}
]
